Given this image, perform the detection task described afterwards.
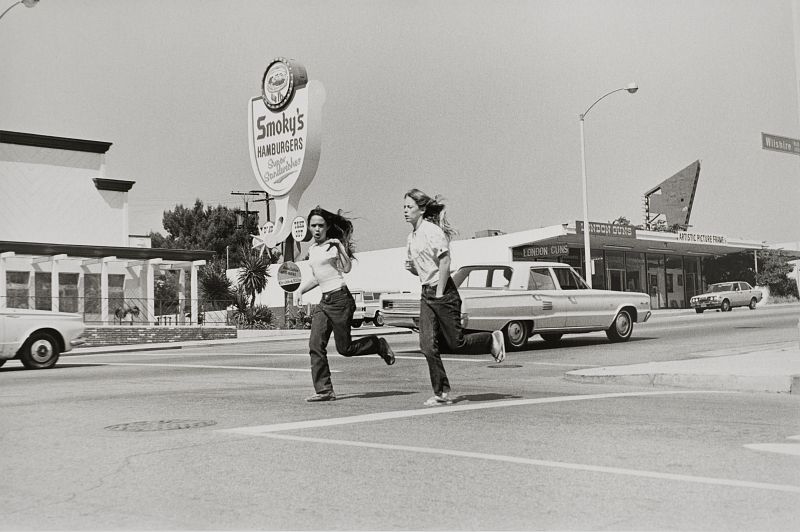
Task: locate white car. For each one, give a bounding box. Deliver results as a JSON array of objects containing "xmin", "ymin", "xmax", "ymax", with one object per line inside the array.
[
  {"xmin": 0, "ymin": 308, "xmax": 86, "ymax": 369},
  {"xmin": 381, "ymin": 261, "xmax": 652, "ymax": 350},
  {"xmin": 689, "ymin": 281, "xmax": 763, "ymax": 313}
]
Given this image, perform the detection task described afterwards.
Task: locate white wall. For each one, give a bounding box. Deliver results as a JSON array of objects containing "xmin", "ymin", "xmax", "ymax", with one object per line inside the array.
[{"xmin": 0, "ymin": 143, "xmax": 127, "ymax": 246}]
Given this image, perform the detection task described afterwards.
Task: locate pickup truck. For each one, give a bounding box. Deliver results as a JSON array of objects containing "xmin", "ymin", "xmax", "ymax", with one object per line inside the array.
[
  {"xmin": 381, "ymin": 261, "xmax": 652, "ymax": 350},
  {"xmin": 689, "ymin": 281, "xmax": 762, "ymax": 313}
]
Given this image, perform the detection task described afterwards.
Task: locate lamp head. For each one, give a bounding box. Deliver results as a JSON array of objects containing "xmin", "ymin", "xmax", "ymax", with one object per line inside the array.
[{"xmin": 626, "ymin": 82, "xmax": 639, "ymax": 94}]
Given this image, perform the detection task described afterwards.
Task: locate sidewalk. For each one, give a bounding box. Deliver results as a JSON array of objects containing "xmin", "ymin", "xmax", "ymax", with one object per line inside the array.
[{"xmin": 565, "ymin": 344, "xmax": 800, "ymax": 394}]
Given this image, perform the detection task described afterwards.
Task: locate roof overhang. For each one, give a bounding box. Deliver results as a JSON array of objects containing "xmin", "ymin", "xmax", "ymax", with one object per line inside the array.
[{"xmin": 0, "ymin": 241, "xmax": 214, "ymax": 263}]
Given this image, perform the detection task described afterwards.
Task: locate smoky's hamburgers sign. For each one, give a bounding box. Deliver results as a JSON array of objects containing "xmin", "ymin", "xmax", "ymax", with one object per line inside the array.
[{"xmin": 248, "ymin": 57, "xmax": 325, "ymax": 249}]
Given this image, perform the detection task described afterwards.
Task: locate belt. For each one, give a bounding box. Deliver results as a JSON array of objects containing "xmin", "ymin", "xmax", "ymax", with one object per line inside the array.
[{"xmin": 322, "ymin": 285, "xmax": 349, "ymax": 296}]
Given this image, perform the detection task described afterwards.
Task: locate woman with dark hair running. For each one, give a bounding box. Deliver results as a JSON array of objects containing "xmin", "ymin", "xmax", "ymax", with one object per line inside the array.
[
  {"xmin": 403, "ymin": 189, "xmax": 505, "ymax": 406},
  {"xmin": 297, "ymin": 206, "xmax": 396, "ymax": 402}
]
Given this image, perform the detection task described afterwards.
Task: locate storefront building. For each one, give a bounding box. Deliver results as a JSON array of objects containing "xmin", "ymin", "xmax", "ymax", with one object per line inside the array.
[
  {"xmin": 255, "ymin": 221, "xmax": 785, "ymax": 311},
  {"xmin": 1, "ymin": 130, "xmax": 214, "ymax": 324},
  {"xmin": 511, "ymin": 221, "xmax": 767, "ymax": 309}
]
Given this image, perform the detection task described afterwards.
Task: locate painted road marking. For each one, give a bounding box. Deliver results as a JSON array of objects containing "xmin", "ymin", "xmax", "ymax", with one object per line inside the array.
[
  {"xmin": 68, "ymin": 352, "xmax": 598, "ymax": 368},
  {"xmin": 219, "ymin": 391, "xmax": 731, "ymax": 435},
  {"xmin": 59, "ymin": 362, "xmax": 326, "ymax": 373},
  {"xmin": 67, "ymin": 352, "xmax": 495, "ymax": 363},
  {"xmin": 258, "ymin": 433, "xmax": 800, "ymax": 494},
  {"xmin": 744, "ymin": 444, "xmax": 800, "ymax": 457},
  {"xmin": 745, "ymin": 434, "xmax": 800, "ymax": 457}
]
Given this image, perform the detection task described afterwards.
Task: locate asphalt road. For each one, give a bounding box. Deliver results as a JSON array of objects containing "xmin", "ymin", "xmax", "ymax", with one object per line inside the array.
[{"xmin": 2, "ymin": 305, "xmax": 799, "ymax": 530}]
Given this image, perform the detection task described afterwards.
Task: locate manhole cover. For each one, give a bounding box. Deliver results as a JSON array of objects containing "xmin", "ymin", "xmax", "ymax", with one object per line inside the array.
[
  {"xmin": 105, "ymin": 420, "xmax": 217, "ymax": 432},
  {"xmin": 488, "ymin": 364, "xmax": 523, "ymax": 368}
]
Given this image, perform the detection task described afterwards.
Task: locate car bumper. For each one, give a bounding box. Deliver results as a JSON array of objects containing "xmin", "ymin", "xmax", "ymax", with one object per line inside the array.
[{"xmin": 382, "ymin": 313, "xmax": 419, "ymax": 330}]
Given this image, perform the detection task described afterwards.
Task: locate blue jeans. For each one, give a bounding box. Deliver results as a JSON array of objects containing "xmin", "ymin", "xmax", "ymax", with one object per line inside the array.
[
  {"xmin": 309, "ymin": 286, "xmax": 382, "ymax": 393},
  {"xmin": 419, "ymin": 278, "xmax": 493, "ymax": 395}
]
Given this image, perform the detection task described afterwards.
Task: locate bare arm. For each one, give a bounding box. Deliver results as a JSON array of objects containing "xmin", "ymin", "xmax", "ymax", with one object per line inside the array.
[
  {"xmin": 436, "ymin": 252, "xmax": 451, "ymax": 298},
  {"xmin": 328, "ymin": 239, "xmax": 352, "ymax": 273}
]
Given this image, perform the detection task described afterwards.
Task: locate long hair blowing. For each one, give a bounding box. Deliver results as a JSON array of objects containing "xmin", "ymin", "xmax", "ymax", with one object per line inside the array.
[
  {"xmin": 404, "ymin": 188, "xmax": 457, "ymax": 240},
  {"xmin": 307, "ymin": 206, "xmax": 356, "ymax": 259}
]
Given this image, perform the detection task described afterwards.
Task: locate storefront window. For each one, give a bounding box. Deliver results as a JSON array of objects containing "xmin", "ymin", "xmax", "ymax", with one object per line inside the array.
[
  {"xmin": 625, "ymin": 252, "xmax": 646, "ymax": 293},
  {"xmin": 7, "ymin": 271, "xmax": 29, "ymax": 309},
  {"xmin": 684, "ymin": 257, "xmax": 702, "ymax": 302},
  {"xmin": 109, "ymin": 274, "xmax": 125, "ymax": 320},
  {"xmin": 646, "ymin": 253, "xmax": 666, "ymax": 309},
  {"xmin": 34, "ymin": 272, "xmax": 52, "ymax": 311},
  {"xmin": 59, "ymin": 273, "xmax": 79, "ymax": 313},
  {"xmin": 84, "ymin": 274, "xmax": 101, "ymax": 317},
  {"xmin": 590, "ymin": 249, "xmax": 605, "ymax": 289},
  {"xmin": 605, "ymin": 251, "xmax": 626, "ymax": 291},
  {"xmin": 665, "ymin": 255, "xmax": 685, "ymax": 308}
]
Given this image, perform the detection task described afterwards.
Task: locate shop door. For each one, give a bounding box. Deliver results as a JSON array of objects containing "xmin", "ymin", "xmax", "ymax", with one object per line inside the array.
[
  {"xmin": 607, "ymin": 269, "xmax": 626, "ymax": 292},
  {"xmin": 646, "ymin": 254, "xmax": 666, "ymax": 309}
]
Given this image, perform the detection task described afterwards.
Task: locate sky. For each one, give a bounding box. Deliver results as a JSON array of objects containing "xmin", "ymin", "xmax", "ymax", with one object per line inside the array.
[{"xmin": 2, "ymin": 0, "xmax": 800, "ymax": 252}]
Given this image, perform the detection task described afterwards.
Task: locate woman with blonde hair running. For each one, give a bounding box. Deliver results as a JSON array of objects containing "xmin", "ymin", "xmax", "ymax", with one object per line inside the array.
[{"xmin": 403, "ymin": 189, "xmax": 505, "ymax": 406}]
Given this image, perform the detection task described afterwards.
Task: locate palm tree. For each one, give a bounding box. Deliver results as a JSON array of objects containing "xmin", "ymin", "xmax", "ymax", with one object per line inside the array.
[
  {"xmin": 199, "ymin": 261, "xmax": 233, "ymax": 311},
  {"xmin": 237, "ymin": 250, "xmax": 271, "ymax": 307}
]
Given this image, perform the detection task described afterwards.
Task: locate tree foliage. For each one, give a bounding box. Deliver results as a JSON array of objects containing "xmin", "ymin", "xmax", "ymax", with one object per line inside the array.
[
  {"xmin": 149, "ymin": 200, "xmax": 259, "ymax": 267},
  {"xmin": 703, "ymin": 250, "xmax": 798, "ymax": 299},
  {"xmin": 237, "ymin": 250, "xmax": 273, "ymax": 308},
  {"xmin": 198, "ymin": 258, "xmax": 234, "ymax": 311}
]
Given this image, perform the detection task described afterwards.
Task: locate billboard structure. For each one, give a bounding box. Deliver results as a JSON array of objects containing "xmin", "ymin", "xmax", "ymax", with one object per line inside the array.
[{"xmin": 643, "ymin": 160, "xmax": 701, "ymax": 230}]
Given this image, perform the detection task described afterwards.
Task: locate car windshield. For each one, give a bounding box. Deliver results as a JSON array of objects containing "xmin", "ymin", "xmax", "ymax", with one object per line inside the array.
[{"xmin": 709, "ymin": 283, "xmax": 733, "ymax": 292}]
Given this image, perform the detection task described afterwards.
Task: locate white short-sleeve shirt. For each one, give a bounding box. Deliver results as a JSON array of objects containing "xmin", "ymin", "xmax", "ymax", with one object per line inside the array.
[
  {"xmin": 308, "ymin": 242, "xmax": 346, "ymax": 293},
  {"xmin": 407, "ymin": 220, "xmax": 450, "ymax": 287}
]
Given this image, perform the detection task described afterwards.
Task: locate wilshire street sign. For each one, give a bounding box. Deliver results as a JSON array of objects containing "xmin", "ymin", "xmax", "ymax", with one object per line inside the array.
[{"xmin": 761, "ymin": 132, "xmax": 800, "ymax": 156}]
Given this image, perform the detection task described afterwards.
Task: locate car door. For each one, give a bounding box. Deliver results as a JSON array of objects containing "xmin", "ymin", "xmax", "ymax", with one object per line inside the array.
[
  {"xmin": 737, "ymin": 282, "xmax": 752, "ymax": 306},
  {"xmin": 554, "ymin": 267, "xmax": 610, "ymax": 329},
  {"xmin": 526, "ymin": 267, "xmax": 568, "ymax": 330}
]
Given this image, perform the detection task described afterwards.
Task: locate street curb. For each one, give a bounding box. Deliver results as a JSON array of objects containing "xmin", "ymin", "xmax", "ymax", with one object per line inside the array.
[{"xmin": 70, "ymin": 328, "xmax": 413, "ymax": 355}]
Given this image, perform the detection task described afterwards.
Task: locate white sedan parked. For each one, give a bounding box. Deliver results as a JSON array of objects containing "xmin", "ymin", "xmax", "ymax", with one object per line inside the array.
[{"xmin": 0, "ymin": 309, "xmax": 86, "ymax": 369}]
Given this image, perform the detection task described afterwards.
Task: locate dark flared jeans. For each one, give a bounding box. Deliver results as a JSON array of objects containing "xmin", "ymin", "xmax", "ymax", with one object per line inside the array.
[
  {"xmin": 419, "ymin": 278, "xmax": 493, "ymax": 395},
  {"xmin": 309, "ymin": 286, "xmax": 382, "ymax": 394}
]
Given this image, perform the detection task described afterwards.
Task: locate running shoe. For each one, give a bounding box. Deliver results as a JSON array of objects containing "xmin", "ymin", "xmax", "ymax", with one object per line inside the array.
[
  {"xmin": 423, "ymin": 393, "xmax": 453, "ymax": 406},
  {"xmin": 305, "ymin": 392, "xmax": 336, "ymax": 402},
  {"xmin": 491, "ymin": 330, "xmax": 506, "ymax": 363}
]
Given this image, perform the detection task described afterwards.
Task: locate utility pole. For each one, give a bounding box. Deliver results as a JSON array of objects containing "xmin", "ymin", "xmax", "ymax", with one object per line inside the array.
[
  {"xmin": 249, "ymin": 190, "xmax": 273, "ymax": 222},
  {"xmin": 230, "ymin": 191, "xmax": 261, "ymax": 228}
]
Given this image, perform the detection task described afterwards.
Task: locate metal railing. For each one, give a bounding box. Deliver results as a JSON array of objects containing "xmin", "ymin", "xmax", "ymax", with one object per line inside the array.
[{"xmin": 0, "ymin": 296, "xmax": 235, "ymax": 326}]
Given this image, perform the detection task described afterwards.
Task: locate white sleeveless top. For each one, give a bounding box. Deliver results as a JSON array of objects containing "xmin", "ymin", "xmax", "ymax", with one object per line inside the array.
[{"xmin": 308, "ymin": 242, "xmax": 346, "ymax": 293}]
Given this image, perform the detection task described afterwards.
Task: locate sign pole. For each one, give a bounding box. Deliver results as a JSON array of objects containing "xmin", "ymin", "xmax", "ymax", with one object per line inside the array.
[{"xmin": 283, "ymin": 234, "xmax": 295, "ymax": 327}]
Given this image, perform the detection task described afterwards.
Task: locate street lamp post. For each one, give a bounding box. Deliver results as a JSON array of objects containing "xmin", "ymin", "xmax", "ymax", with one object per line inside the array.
[
  {"xmin": 0, "ymin": 0, "xmax": 39, "ymax": 22},
  {"xmin": 579, "ymin": 82, "xmax": 638, "ymax": 287}
]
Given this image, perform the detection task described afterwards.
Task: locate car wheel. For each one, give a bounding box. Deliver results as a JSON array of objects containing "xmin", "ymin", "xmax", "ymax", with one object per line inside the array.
[
  {"xmin": 540, "ymin": 333, "xmax": 563, "ymax": 345},
  {"xmin": 720, "ymin": 299, "xmax": 731, "ymax": 312},
  {"xmin": 748, "ymin": 298, "xmax": 758, "ymax": 310},
  {"xmin": 351, "ymin": 319, "xmax": 363, "ymax": 328},
  {"xmin": 19, "ymin": 331, "xmax": 61, "ymax": 369},
  {"xmin": 695, "ymin": 308, "xmax": 704, "ymax": 314},
  {"xmin": 605, "ymin": 309, "xmax": 634, "ymax": 342},
  {"xmin": 373, "ymin": 312, "xmax": 385, "ymax": 327},
  {"xmin": 503, "ymin": 320, "xmax": 529, "ymax": 351}
]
